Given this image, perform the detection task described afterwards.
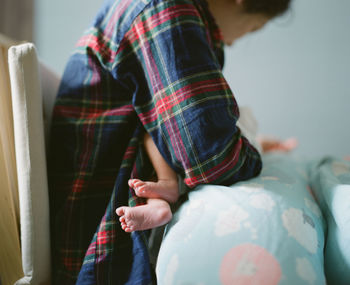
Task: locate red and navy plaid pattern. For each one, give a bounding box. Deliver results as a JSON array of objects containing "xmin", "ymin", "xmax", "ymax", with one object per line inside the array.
[{"xmin": 48, "ymin": 0, "xmax": 262, "ymax": 284}]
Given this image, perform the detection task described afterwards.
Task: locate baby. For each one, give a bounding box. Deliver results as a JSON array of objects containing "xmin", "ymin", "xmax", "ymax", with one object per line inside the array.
[{"xmin": 116, "ymin": 107, "xmax": 297, "ymax": 232}]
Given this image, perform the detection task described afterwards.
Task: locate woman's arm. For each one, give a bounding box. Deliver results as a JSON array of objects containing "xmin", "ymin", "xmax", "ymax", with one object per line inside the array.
[{"xmin": 124, "ymin": 1, "xmax": 262, "ymax": 187}]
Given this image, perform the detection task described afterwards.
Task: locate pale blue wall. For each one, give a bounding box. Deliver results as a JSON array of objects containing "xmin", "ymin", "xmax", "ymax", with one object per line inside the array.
[
  {"xmin": 34, "ymin": 0, "xmax": 104, "ymax": 73},
  {"xmin": 34, "ymin": 0, "xmax": 350, "ymax": 158},
  {"xmin": 223, "ymin": 0, "xmax": 350, "ymax": 158}
]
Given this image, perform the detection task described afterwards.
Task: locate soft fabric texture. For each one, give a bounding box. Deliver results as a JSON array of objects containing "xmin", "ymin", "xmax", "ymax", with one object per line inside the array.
[
  {"xmin": 48, "ymin": 0, "xmax": 261, "ymax": 283},
  {"xmin": 8, "ymin": 43, "xmax": 51, "ymax": 285},
  {"xmin": 309, "ymin": 157, "xmax": 350, "ymax": 284},
  {"xmin": 157, "ymin": 154, "xmax": 327, "ymax": 284},
  {"xmin": 0, "ymin": 34, "xmax": 23, "ymax": 285}
]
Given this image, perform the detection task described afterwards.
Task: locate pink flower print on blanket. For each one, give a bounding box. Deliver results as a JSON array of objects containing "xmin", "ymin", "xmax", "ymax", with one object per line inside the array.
[{"xmin": 220, "ymin": 243, "xmax": 282, "ymax": 285}]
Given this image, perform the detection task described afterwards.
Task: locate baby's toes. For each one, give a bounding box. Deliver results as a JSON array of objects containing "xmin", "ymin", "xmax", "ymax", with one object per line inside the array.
[
  {"xmin": 128, "ymin": 178, "xmax": 142, "ymax": 188},
  {"xmin": 128, "ymin": 179, "xmax": 136, "ymax": 188},
  {"xmin": 134, "ymin": 185, "xmax": 147, "ymax": 196},
  {"xmin": 124, "ymin": 228, "xmax": 132, "ymax": 233},
  {"xmin": 124, "ymin": 225, "xmax": 135, "ymax": 233},
  {"xmin": 120, "ymin": 219, "xmax": 127, "ymax": 229},
  {"xmin": 133, "ymin": 180, "xmax": 145, "ymax": 189},
  {"xmin": 116, "ymin": 206, "xmax": 126, "ymax": 216},
  {"xmin": 121, "ymin": 219, "xmax": 135, "ymax": 232}
]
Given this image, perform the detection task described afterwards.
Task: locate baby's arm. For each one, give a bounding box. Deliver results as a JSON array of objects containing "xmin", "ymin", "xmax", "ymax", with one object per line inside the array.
[{"xmin": 257, "ymin": 136, "xmax": 298, "ymax": 153}]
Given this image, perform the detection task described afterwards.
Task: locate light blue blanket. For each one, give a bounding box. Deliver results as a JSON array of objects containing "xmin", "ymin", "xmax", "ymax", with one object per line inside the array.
[
  {"xmin": 309, "ymin": 156, "xmax": 350, "ymax": 284},
  {"xmin": 156, "ymin": 154, "xmax": 350, "ymax": 284}
]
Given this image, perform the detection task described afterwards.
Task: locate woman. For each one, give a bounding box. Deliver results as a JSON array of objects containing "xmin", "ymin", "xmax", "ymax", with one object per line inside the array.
[{"xmin": 48, "ymin": 0, "xmax": 291, "ymax": 284}]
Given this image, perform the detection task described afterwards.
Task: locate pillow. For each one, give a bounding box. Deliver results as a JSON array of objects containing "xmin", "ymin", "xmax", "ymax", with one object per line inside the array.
[
  {"xmin": 8, "ymin": 43, "xmax": 51, "ymax": 285},
  {"xmin": 309, "ymin": 157, "xmax": 350, "ymax": 284},
  {"xmin": 157, "ymin": 154, "xmax": 326, "ymax": 284}
]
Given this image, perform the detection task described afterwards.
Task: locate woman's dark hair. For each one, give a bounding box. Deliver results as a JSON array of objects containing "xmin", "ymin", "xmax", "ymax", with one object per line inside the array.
[{"xmin": 242, "ymin": 0, "xmax": 291, "ymax": 18}]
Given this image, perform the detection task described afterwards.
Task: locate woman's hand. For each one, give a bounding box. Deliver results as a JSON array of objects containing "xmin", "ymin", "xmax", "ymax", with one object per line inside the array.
[{"xmin": 258, "ymin": 136, "xmax": 298, "ymax": 153}]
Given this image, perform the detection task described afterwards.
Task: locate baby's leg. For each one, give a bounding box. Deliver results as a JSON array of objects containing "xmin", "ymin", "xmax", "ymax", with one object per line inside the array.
[
  {"xmin": 129, "ymin": 133, "xmax": 179, "ymax": 203},
  {"xmin": 116, "ymin": 198, "xmax": 172, "ymax": 232}
]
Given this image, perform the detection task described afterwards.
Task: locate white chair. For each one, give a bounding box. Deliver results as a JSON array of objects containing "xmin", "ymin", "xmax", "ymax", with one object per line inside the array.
[
  {"xmin": 0, "ymin": 34, "xmax": 23, "ymax": 285},
  {"xmin": 8, "ymin": 42, "xmax": 60, "ymax": 285}
]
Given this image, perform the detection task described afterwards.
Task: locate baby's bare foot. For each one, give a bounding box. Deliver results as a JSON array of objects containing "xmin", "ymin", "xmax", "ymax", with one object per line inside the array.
[
  {"xmin": 128, "ymin": 178, "xmax": 179, "ymax": 203},
  {"xmin": 116, "ymin": 200, "xmax": 172, "ymax": 232}
]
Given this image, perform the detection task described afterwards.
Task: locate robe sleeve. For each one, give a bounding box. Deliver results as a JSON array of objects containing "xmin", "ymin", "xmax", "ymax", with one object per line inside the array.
[{"xmin": 125, "ymin": 0, "xmax": 262, "ymax": 187}]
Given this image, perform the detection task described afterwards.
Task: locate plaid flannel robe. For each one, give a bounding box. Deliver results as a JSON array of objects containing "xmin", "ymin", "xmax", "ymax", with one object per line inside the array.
[{"xmin": 48, "ymin": 0, "xmax": 262, "ymax": 284}]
